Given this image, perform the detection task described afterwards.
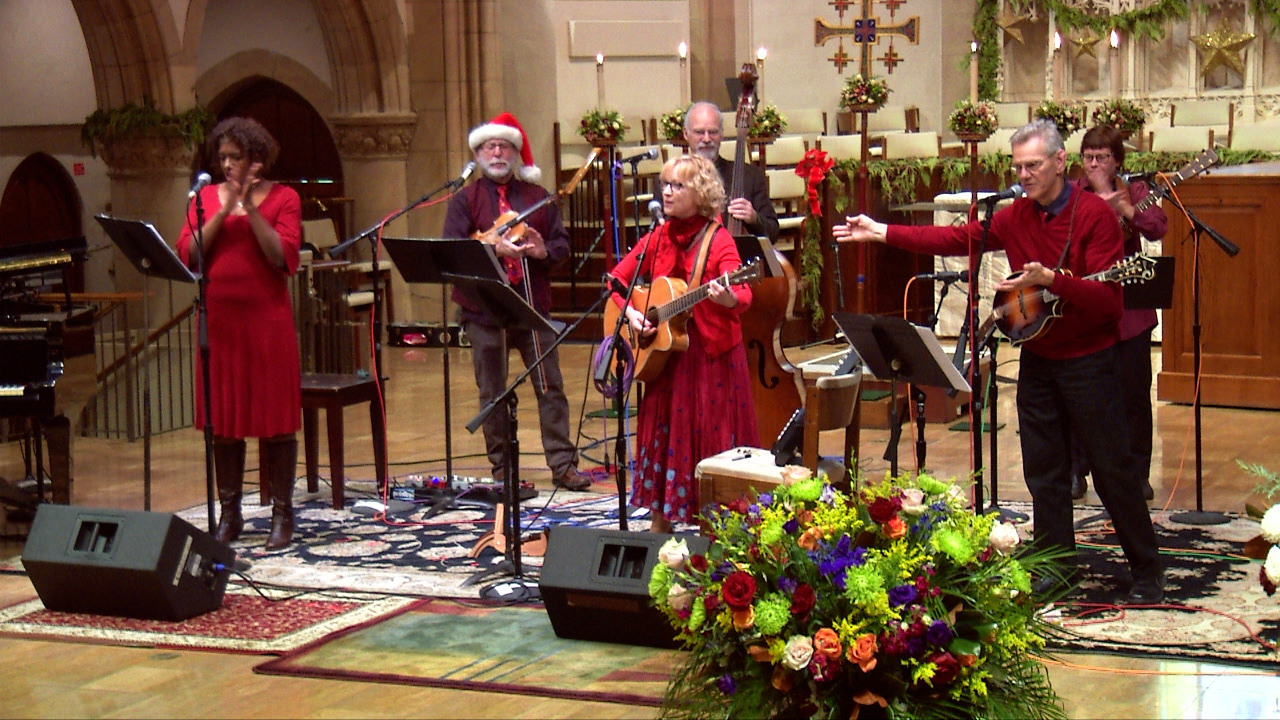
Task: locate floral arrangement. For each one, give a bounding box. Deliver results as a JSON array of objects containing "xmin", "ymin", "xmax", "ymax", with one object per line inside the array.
[
  {"xmin": 839, "ymin": 74, "xmax": 891, "ymax": 111},
  {"xmin": 649, "ymin": 468, "xmax": 1066, "ymax": 720},
  {"xmin": 1091, "ymin": 98, "xmax": 1147, "ymax": 134},
  {"xmin": 578, "ymin": 108, "xmax": 627, "ymax": 143},
  {"xmin": 750, "ymin": 104, "xmax": 788, "ymax": 138},
  {"xmin": 1238, "ymin": 461, "xmax": 1280, "ymax": 595},
  {"xmin": 1033, "ymin": 100, "xmax": 1087, "ymax": 140},
  {"xmin": 947, "ymin": 99, "xmax": 999, "ymax": 139},
  {"xmin": 660, "ymin": 107, "xmax": 687, "ymax": 143}
]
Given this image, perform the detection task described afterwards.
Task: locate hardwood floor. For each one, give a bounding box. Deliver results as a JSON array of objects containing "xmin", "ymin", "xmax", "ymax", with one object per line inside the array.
[{"xmin": 2, "ymin": 340, "xmax": 1278, "ymax": 719}]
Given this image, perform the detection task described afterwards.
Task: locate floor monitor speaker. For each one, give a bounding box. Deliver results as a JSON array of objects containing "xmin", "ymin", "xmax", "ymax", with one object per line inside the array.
[
  {"xmin": 539, "ymin": 525, "xmax": 708, "ymax": 648},
  {"xmin": 21, "ymin": 505, "xmax": 236, "ymax": 621}
]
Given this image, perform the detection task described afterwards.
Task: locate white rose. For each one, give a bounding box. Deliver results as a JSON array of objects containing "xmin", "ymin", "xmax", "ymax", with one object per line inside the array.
[
  {"xmin": 1260, "ymin": 505, "xmax": 1280, "ymax": 545},
  {"xmin": 658, "ymin": 537, "xmax": 690, "ymax": 569},
  {"xmin": 989, "ymin": 522, "xmax": 1021, "ymax": 555},
  {"xmin": 1265, "ymin": 545, "xmax": 1280, "ymax": 586},
  {"xmin": 667, "ymin": 583, "xmax": 693, "ymax": 612},
  {"xmin": 781, "ymin": 465, "xmax": 813, "ymax": 485},
  {"xmin": 782, "ymin": 635, "xmax": 815, "ymax": 670},
  {"xmin": 900, "ymin": 488, "xmax": 926, "ymax": 515}
]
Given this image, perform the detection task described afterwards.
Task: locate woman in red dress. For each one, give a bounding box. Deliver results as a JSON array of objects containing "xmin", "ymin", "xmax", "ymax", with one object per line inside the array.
[
  {"xmin": 177, "ymin": 117, "xmax": 302, "ymax": 550},
  {"xmin": 606, "ymin": 154, "xmax": 759, "ymax": 532}
]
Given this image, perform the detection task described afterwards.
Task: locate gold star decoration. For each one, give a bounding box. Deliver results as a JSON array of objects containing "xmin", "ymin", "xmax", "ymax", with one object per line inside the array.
[
  {"xmin": 1070, "ymin": 31, "xmax": 1102, "ymax": 59},
  {"xmin": 1192, "ymin": 20, "xmax": 1255, "ymax": 79},
  {"xmin": 995, "ymin": 5, "xmax": 1030, "ymax": 44}
]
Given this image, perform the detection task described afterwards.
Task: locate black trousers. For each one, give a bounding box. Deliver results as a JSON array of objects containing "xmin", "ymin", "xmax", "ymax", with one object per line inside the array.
[{"xmin": 1017, "ymin": 345, "xmax": 1162, "ymax": 585}]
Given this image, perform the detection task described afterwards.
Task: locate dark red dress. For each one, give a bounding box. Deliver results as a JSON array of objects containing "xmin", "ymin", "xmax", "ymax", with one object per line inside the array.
[
  {"xmin": 176, "ymin": 183, "xmax": 302, "ymax": 439},
  {"xmin": 608, "ymin": 217, "xmax": 759, "ymax": 525}
]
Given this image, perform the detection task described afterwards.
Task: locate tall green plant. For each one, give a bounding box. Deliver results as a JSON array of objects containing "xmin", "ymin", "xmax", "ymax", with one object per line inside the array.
[{"xmin": 81, "ymin": 99, "xmax": 214, "ymax": 158}]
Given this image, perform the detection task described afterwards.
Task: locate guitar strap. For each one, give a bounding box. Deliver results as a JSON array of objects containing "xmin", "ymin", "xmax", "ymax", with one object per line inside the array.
[
  {"xmin": 1053, "ymin": 188, "xmax": 1081, "ymax": 272},
  {"xmin": 687, "ymin": 220, "xmax": 722, "ymax": 288}
]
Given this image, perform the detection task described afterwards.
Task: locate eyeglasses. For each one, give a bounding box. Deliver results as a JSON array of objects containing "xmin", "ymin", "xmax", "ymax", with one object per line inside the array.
[
  {"xmin": 1011, "ymin": 158, "xmax": 1048, "ymax": 175},
  {"xmin": 480, "ymin": 141, "xmax": 515, "ymax": 153},
  {"xmin": 687, "ymin": 128, "xmax": 721, "ymax": 138},
  {"xmin": 660, "ymin": 180, "xmax": 686, "ymax": 192},
  {"xmin": 1082, "ymin": 152, "xmax": 1114, "ymax": 163}
]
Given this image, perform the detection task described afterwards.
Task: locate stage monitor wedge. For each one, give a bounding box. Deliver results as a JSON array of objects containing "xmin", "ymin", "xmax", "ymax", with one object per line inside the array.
[
  {"xmin": 21, "ymin": 505, "xmax": 236, "ymax": 621},
  {"xmin": 540, "ymin": 526, "xmax": 709, "ymax": 649}
]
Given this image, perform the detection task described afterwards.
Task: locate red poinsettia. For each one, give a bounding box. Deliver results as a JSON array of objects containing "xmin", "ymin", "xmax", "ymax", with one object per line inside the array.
[{"xmin": 795, "ymin": 148, "xmax": 834, "ymax": 217}]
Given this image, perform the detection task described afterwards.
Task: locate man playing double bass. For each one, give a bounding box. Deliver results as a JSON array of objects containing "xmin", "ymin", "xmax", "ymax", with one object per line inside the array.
[
  {"xmin": 683, "ymin": 101, "xmax": 779, "ymax": 241},
  {"xmin": 442, "ymin": 111, "xmax": 593, "ymax": 492}
]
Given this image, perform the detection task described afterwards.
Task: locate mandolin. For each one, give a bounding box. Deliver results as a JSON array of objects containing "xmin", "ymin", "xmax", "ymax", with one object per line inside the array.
[
  {"xmin": 604, "ymin": 260, "xmax": 761, "ymax": 383},
  {"xmin": 990, "ymin": 253, "xmax": 1158, "ymax": 345}
]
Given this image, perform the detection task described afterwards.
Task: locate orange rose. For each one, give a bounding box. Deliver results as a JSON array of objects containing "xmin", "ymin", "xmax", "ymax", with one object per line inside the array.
[
  {"xmin": 813, "ymin": 628, "xmax": 842, "ymax": 660},
  {"xmin": 847, "ymin": 633, "xmax": 878, "ymax": 672},
  {"xmin": 747, "ymin": 644, "xmax": 773, "ymax": 662},
  {"xmin": 798, "ymin": 526, "xmax": 824, "ymax": 551},
  {"xmin": 771, "ymin": 664, "xmax": 795, "ymax": 692},
  {"xmin": 732, "ymin": 606, "xmax": 756, "ymax": 631},
  {"xmin": 883, "ymin": 516, "xmax": 907, "ymax": 539}
]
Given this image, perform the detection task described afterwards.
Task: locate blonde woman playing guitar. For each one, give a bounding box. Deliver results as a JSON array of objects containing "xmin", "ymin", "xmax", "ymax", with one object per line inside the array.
[
  {"xmin": 833, "ymin": 119, "xmax": 1166, "ymax": 607},
  {"xmin": 605, "ymin": 154, "xmax": 759, "ymax": 534}
]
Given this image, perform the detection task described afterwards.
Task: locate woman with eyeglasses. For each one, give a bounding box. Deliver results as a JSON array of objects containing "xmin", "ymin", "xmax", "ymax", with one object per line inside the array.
[
  {"xmin": 605, "ymin": 154, "xmax": 758, "ymax": 533},
  {"xmin": 1068, "ymin": 124, "xmax": 1168, "ymax": 502},
  {"xmin": 832, "ymin": 119, "xmax": 1165, "ymax": 607}
]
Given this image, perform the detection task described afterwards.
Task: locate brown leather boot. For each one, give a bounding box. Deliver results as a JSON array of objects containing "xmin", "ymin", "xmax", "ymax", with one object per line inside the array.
[
  {"xmin": 263, "ymin": 436, "xmax": 298, "ymax": 550},
  {"xmin": 213, "ymin": 438, "xmax": 246, "ymax": 543}
]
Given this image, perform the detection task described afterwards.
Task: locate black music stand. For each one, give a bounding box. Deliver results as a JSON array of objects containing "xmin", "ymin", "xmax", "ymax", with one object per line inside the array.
[
  {"xmin": 382, "ymin": 237, "xmax": 515, "ymax": 514},
  {"xmin": 94, "ymin": 215, "xmax": 197, "ymax": 513},
  {"xmin": 832, "ymin": 313, "xmax": 969, "ymax": 478}
]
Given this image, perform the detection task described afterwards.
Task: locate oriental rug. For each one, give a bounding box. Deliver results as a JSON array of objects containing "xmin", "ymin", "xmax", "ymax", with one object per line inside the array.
[
  {"xmin": 0, "ymin": 583, "xmax": 416, "ymax": 654},
  {"xmin": 254, "ymin": 597, "xmax": 677, "ymax": 707}
]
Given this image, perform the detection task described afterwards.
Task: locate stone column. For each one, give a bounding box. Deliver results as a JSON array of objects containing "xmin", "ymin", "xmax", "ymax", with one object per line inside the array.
[{"xmin": 331, "ymin": 113, "xmax": 418, "ymax": 340}]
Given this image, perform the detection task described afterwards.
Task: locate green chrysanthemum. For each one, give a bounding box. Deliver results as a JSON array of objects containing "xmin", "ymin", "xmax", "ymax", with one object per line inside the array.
[
  {"xmin": 753, "ymin": 594, "xmax": 792, "ymax": 636},
  {"xmin": 843, "ymin": 564, "xmax": 886, "ymax": 606},
  {"xmin": 688, "ymin": 595, "xmax": 707, "ymax": 632},
  {"xmin": 758, "ymin": 518, "xmax": 785, "ymax": 546},
  {"xmin": 649, "ymin": 563, "xmax": 671, "ymax": 599},
  {"xmin": 934, "ymin": 527, "xmax": 977, "ymax": 565},
  {"xmin": 916, "ymin": 472, "xmax": 949, "ymax": 496},
  {"xmin": 789, "ymin": 476, "xmax": 825, "ymax": 502}
]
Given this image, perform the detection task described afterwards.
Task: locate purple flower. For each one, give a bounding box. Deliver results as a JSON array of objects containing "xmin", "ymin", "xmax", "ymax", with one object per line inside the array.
[
  {"xmin": 758, "ymin": 492, "xmax": 774, "ymax": 506},
  {"xmin": 888, "ymin": 584, "xmax": 918, "ymax": 608},
  {"xmin": 783, "ymin": 517, "xmax": 799, "ymax": 534},
  {"xmin": 777, "ymin": 575, "xmax": 798, "ymax": 594},
  {"xmin": 711, "ymin": 561, "xmax": 734, "ymax": 582},
  {"xmin": 813, "ymin": 535, "xmax": 867, "ymax": 590},
  {"xmin": 926, "ymin": 620, "xmax": 954, "ymax": 646},
  {"xmin": 717, "ymin": 673, "xmax": 737, "ymax": 694}
]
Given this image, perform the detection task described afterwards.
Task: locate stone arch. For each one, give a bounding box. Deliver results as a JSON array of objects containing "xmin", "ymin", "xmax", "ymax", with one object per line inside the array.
[
  {"xmin": 69, "ymin": 0, "xmax": 185, "ymax": 110},
  {"xmin": 196, "ymin": 51, "xmax": 336, "ymax": 123},
  {"xmin": 311, "ymin": 0, "xmax": 411, "ymax": 115}
]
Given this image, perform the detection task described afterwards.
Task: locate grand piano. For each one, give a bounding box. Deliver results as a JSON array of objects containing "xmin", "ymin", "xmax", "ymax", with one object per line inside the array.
[{"xmin": 1, "ymin": 236, "xmax": 94, "ymax": 511}]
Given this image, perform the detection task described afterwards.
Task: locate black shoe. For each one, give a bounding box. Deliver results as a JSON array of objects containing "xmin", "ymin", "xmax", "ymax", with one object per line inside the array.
[
  {"xmin": 1124, "ymin": 574, "xmax": 1165, "ymax": 605},
  {"xmin": 1141, "ymin": 481, "xmax": 1155, "ymax": 501},
  {"xmin": 1071, "ymin": 474, "xmax": 1088, "ymax": 500},
  {"xmin": 553, "ymin": 468, "xmax": 593, "ymax": 491},
  {"xmin": 1033, "ymin": 569, "xmax": 1081, "ymax": 598}
]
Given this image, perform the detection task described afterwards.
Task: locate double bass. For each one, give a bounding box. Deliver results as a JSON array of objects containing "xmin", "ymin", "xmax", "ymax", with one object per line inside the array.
[{"xmin": 724, "ymin": 63, "xmax": 805, "ymax": 449}]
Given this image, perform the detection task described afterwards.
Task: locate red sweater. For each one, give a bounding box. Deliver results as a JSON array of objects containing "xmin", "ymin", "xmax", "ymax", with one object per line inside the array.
[
  {"xmin": 608, "ymin": 222, "xmax": 752, "ymax": 358},
  {"xmin": 885, "ymin": 188, "xmax": 1123, "ymax": 359}
]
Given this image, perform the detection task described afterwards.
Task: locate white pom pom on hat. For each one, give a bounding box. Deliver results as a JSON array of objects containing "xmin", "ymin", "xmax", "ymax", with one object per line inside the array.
[{"xmin": 467, "ymin": 111, "xmax": 541, "ymax": 183}]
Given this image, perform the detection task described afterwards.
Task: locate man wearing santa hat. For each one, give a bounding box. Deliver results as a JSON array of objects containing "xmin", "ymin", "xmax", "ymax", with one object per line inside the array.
[{"xmin": 442, "ymin": 111, "xmax": 592, "ymax": 492}]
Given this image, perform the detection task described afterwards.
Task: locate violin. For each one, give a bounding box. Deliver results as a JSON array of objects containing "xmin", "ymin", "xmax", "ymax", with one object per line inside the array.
[{"xmin": 471, "ymin": 148, "xmax": 600, "ymax": 247}]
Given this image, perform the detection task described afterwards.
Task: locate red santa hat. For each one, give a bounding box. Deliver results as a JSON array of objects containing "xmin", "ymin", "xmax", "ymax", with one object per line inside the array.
[{"xmin": 468, "ymin": 111, "xmax": 541, "ymax": 183}]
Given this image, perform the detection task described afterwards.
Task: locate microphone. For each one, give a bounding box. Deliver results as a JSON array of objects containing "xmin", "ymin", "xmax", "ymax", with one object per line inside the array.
[
  {"xmin": 449, "ymin": 161, "xmax": 477, "ymax": 189},
  {"xmin": 603, "ymin": 273, "xmax": 629, "ymax": 296},
  {"xmin": 1122, "ymin": 171, "xmax": 1155, "ymax": 183},
  {"xmin": 977, "ymin": 184, "xmax": 1023, "ymax": 205},
  {"xmin": 647, "ymin": 199, "xmax": 665, "ymax": 226},
  {"xmin": 915, "ymin": 270, "xmax": 970, "ymax": 283},
  {"xmin": 619, "ymin": 148, "xmax": 659, "ymax": 164},
  {"xmin": 187, "ymin": 172, "xmax": 213, "ymax": 199}
]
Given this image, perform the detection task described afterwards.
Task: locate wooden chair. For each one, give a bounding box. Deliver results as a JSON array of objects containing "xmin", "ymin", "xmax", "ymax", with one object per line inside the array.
[
  {"xmin": 1170, "ymin": 100, "xmax": 1234, "ymax": 147},
  {"xmin": 1148, "ymin": 126, "xmax": 1215, "ymax": 153},
  {"xmin": 765, "ymin": 168, "xmax": 807, "ymax": 251},
  {"xmin": 974, "ymin": 127, "xmax": 1016, "ymax": 155},
  {"xmin": 762, "ymin": 135, "xmax": 808, "ymax": 168},
  {"xmin": 816, "ymin": 134, "xmax": 863, "ymax": 162},
  {"xmin": 1229, "ymin": 122, "xmax": 1280, "ymax": 153},
  {"xmin": 801, "ymin": 369, "xmax": 864, "ymax": 489},
  {"xmin": 781, "ymin": 107, "xmax": 827, "ymax": 144},
  {"xmin": 882, "ymin": 131, "xmax": 941, "ymax": 160},
  {"xmin": 993, "ymin": 102, "xmax": 1031, "ymax": 128}
]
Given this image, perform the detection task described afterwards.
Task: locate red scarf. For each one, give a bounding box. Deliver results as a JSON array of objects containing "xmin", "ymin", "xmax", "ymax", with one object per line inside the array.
[{"xmin": 648, "ymin": 215, "xmax": 709, "ymax": 282}]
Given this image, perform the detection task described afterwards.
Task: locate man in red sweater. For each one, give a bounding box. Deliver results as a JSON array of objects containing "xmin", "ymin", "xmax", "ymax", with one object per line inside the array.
[{"xmin": 833, "ymin": 119, "xmax": 1164, "ymax": 605}]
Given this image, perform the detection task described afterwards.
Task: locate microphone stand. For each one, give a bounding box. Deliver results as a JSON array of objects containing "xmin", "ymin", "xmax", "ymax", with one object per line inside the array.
[
  {"xmin": 912, "ymin": 275, "xmax": 962, "ymax": 470},
  {"xmin": 596, "ymin": 226, "xmax": 658, "ymax": 532},
  {"xmin": 1151, "ymin": 184, "xmax": 1238, "ymax": 526},
  {"xmin": 622, "ymin": 157, "xmax": 647, "ymax": 249},
  {"xmin": 190, "ymin": 192, "xmax": 217, "ymax": 533},
  {"xmin": 966, "ymin": 200, "xmax": 996, "ymax": 511},
  {"xmin": 328, "ymin": 174, "xmax": 467, "ymax": 490}
]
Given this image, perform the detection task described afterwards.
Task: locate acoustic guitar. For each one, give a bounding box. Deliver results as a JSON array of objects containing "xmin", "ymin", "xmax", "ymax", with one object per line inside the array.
[
  {"xmin": 604, "ymin": 261, "xmax": 761, "ymax": 383},
  {"xmin": 990, "ymin": 253, "xmax": 1157, "ymax": 345}
]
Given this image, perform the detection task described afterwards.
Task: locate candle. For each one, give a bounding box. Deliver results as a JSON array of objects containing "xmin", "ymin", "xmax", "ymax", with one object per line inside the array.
[
  {"xmin": 596, "ymin": 53, "xmax": 605, "ymax": 108},
  {"xmin": 678, "ymin": 42, "xmax": 689, "ymax": 106},
  {"xmin": 1109, "ymin": 30, "xmax": 1121, "ymax": 95},
  {"xmin": 1052, "ymin": 32, "xmax": 1063, "ymax": 99},
  {"xmin": 969, "ymin": 41, "xmax": 979, "ymax": 103},
  {"xmin": 755, "ymin": 46, "xmax": 767, "ymax": 99}
]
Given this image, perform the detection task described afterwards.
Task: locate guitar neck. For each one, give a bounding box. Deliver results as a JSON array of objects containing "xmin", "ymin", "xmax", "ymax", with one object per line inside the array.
[{"xmin": 654, "ymin": 278, "xmax": 719, "ymax": 323}]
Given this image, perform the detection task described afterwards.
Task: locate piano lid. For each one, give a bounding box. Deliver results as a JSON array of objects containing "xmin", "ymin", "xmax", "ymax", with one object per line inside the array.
[{"xmin": 0, "ymin": 236, "xmax": 88, "ymax": 280}]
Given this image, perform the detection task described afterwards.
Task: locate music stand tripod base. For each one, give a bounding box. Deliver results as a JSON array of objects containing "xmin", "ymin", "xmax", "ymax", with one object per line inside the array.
[{"xmin": 1169, "ymin": 509, "xmax": 1230, "ymax": 526}]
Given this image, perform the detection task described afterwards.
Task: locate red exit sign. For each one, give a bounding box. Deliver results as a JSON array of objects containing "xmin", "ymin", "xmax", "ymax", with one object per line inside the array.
[{"xmin": 73, "ymin": 162, "xmax": 85, "ymax": 176}]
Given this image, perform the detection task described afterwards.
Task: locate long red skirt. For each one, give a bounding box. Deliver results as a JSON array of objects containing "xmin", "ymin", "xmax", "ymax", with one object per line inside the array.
[{"xmin": 629, "ymin": 327, "xmax": 758, "ymax": 525}]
